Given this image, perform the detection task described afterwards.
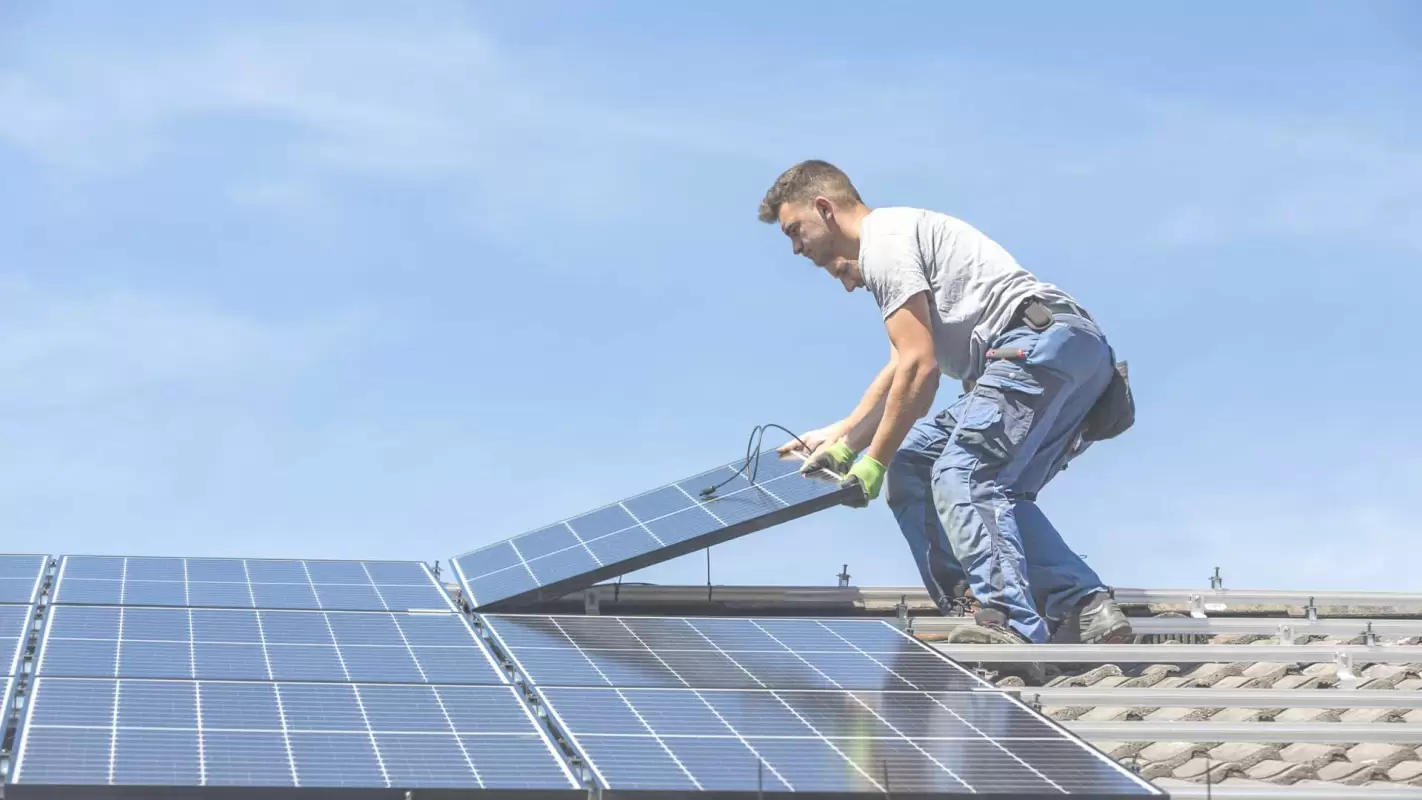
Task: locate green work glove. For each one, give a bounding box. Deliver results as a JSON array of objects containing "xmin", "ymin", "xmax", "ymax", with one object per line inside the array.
[
  {"xmin": 801, "ymin": 440, "xmax": 856, "ymax": 475},
  {"xmin": 841, "ymin": 454, "xmax": 886, "ymax": 507}
]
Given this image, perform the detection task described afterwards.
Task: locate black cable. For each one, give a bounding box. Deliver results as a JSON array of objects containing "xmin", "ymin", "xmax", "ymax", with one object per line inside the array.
[{"xmin": 699, "ymin": 423, "xmax": 815, "ymax": 499}]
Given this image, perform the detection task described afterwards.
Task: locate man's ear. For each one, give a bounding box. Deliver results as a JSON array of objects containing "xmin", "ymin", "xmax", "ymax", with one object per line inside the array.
[{"xmin": 814, "ymin": 196, "xmax": 832, "ymax": 220}]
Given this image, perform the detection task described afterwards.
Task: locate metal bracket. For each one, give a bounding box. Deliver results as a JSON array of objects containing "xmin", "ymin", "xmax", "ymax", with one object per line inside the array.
[
  {"xmin": 1304, "ymin": 596, "xmax": 1318, "ymax": 621},
  {"xmin": 838, "ymin": 564, "xmax": 851, "ymax": 588},
  {"xmin": 1363, "ymin": 621, "xmax": 1378, "ymax": 647},
  {"xmin": 1188, "ymin": 593, "xmax": 1208, "ymax": 619},
  {"xmin": 1335, "ymin": 651, "xmax": 1358, "ymax": 690},
  {"xmin": 1276, "ymin": 622, "xmax": 1296, "ymax": 646},
  {"xmin": 895, "ymin": 595, "xmax": 909, "ymax": 630},
  {"xmin": 1210, "ymin": 567, "xmax": 1223, "ymax": 590},
  {"xmin": 583, "ymin": 590, "xmax": 601, "ymax": 616}
]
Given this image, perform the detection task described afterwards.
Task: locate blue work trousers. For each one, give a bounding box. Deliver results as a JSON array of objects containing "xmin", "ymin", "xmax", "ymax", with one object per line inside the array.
[{"xmin": 885, "ymin": 312, "xmax": 1114, "ymax": 643}]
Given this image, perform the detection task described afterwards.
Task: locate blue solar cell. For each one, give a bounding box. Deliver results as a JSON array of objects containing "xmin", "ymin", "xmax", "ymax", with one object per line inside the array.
[
  {"xmin": 12, "ymin": 678, "xmax": 581, "ymax": 791},
  {"xmin": 52, "ymin": 556, "xmax": 455, "ymax": 612},
  {"xmin": 483, "ymin": 614, "xmax": 987, "ymax": 692},
  {"xmin": 0, "ymin": 554, "xmax": 48, "ymax": 605},
  {"xmin": 202, "ymin": 731, "xmax": 294, "ymax": 786},
  {"xmin": 36, "ymin": 606, "xmax": 504, "ymax": 684},
  {"xmin": 451, "ymin": 449, "xmax": 856, "ymax": 609}
]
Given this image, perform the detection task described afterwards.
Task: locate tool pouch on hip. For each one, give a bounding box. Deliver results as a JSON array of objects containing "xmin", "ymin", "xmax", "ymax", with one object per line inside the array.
[{"xmin": 1081, "ymin": 354, "xmax": 1135, "ymax": 441}]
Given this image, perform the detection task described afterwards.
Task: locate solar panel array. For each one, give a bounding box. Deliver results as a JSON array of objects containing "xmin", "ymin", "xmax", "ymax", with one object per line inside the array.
[
  {"xmin": 2, "ymin": 553, "xmax": 1163, "ymax": 796},
  {"xmin": 8, "ymin": 555, "xmax": 581, "ymax": 795},
  {"xmin": 451, "ymin": 449, "xmax": 859, "ymax": 610},
  {"xmin": 483, "ymin": 614, "xmax": 1164, "ymax": 797}
]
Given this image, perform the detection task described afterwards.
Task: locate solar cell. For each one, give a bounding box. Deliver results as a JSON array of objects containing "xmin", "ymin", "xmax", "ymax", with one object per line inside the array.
[
  {"xmin": 50, "ymin": 555, "xmax": 454, "ymax": 612},
  {"xmin": 0, "ymin": 553, "xmax": 49, "ymax": 605},
  {"xmin": 2, "ymin": 603, "xmax": 34, "ymax": 678},
  {"xmin": 451, "ymin": 449, "xmax": 857, "ymax": 609},
  {"xmin": 536, "ymin": 686, "xmax": 1162, "ymax": 796},
  {"xmin": 36, "ymin": 605, "xmax": 505, "ymax": 684},
  {"xmin": 481, "ymin": 614, "xmax": 987, "ymax": 691},
  {"xmin": 9, "ymin": 677, "xmax": 582, "ymax": 792}
]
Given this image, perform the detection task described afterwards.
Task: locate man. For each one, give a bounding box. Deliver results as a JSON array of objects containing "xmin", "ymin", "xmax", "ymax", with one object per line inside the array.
[{"xmin": 759, "ymin": 159, "xmax": 1132, "ymax": 646}]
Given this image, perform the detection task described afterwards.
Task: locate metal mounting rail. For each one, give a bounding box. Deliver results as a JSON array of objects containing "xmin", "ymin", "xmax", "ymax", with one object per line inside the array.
[
  {"xmin": 1111, "ymin": 587, "xmax": 1422, "ymax": 610},
  {"xmin": 1159, "ymin": 784, "xmax": 1422, "ymax": 799},
  {"xmin": 933, "ymin": 643, "xmax": 1422, "ymax": 663},
  {"xmin": 909, "ymin": 615, "xmax": 1422, "ymax": 638},
  {"xmin": 1067, "ymin": 720, "xmax": 1422, "ymax": 744},
  {"xmin": 1006, "ymin": 687, "xmax": 1422, "ymax": 709}
]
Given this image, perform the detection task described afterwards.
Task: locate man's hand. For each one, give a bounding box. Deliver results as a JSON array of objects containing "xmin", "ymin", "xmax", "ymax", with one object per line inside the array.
[
  {"xmin": 840, "ymin": 454, "xmax": 886, "ymax": 507},
  {"xmin": 801, "ymin": 440, "xmax": 855, "ymax": 475},
  {"xmin": 776, "ymin": 424, "xmax": 840, "ymax": 458}
]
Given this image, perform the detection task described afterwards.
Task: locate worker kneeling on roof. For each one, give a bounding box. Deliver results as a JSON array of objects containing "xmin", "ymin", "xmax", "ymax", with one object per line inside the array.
[{"xmin": 759, "ymin": 159, "xmax": 1136, "ymax": 647}]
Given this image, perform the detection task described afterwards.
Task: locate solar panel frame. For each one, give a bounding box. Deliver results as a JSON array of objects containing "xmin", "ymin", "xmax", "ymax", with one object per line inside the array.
[
  {"xmin": 451, "ymin": 450, "xmax": 859, "ymax": 610},
  {"xmin": 7, "ymin": 676, "xmax": 585, "ymax": 795},
  {"xmin": 0, "ymin": 553, "xmax": 50, "ymax": 606},
  {"xmin": 2, "ymin": 603, "xmax": 35, "ymax": 680},
  {"xmin": 479, "ymin": 614, "xmax": 992, "ymax": 692},
  {"xmin": 33, "ymin": 605, "xmax": 509, "ymax": 685},
  {"xmin": 534, "ymin": 685, "xmax": 1164, "ymax": 798},
  {"xmin": 50, "ymin": 555, "xmax": 457, "ymax": 612}
]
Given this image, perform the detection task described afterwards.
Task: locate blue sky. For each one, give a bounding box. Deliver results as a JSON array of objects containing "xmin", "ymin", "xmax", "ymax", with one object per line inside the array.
[{"xmin": 1, "ymin": 1, "xmax": 1418, "ymax": 595}]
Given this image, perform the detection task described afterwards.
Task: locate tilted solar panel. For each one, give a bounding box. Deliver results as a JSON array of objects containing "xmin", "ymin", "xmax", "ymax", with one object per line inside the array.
[
  {"xmin": 484, "ymin": 614, "xmax": 1163, "ymax": 798},
  {"xmin": 481, "ymin": 614, "xmax": 986, "ymax": 691},
  {"xmin": 10, "ymin": 677, "xmax": 581, "ymax": 791},
  {"xmin": 452, "ymin": 450, "xmax": 858, "ymax": 609},
  {"xmin": 35, "ymin": 605, "xmax": 505, "ymax": 684},
  {"xmin": 51, "ymin": 555, "xmax": 454, "ymax": 612},
  {"xmin": 0, "ymin": 553, "xmax": 49, "ymax": 605}
]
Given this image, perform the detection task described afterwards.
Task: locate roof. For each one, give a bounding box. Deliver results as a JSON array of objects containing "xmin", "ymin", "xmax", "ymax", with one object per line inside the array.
[{"xmin": 490, "ymin": 581, "xmax": 1422, "ymax": 798}]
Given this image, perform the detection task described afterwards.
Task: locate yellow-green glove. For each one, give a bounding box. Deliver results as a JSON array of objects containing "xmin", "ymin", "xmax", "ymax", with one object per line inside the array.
[
  {"xmin": 841, "ymin": 454, "xmax": 886, "ymax": 507},
  {"xmin": 801, "ymin": 440, "xmax": 856, "ymax": 475}
]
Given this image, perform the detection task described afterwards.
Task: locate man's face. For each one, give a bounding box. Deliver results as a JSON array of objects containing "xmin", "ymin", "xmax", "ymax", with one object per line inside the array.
[{"xmin": 777, "ymin": 199, "xmax": 862, "ymax": 292}]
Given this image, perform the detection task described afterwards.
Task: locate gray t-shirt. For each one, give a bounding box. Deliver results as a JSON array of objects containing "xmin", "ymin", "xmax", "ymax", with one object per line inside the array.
[{"xmin": 857, "ymin": 206, "xmax": 1076, "ymax": 382}]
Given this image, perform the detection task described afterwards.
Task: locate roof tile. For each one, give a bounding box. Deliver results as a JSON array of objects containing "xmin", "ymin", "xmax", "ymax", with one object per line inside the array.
[
  {"xmin": 1174, "ymin": 756, "xmax": 1243, "ymax": 783},
  {"xmin": 1272, "ymin": 674, "xmax": 1329, "ymax": 690},
  {"xmin": 1340, "ymin": 706, "xmax": 1407, "ymax": 723},
  {"xmin": 1274, "ymin": 707, "xmax": 1343, "ymax": 723},
  {"xmin": 1209, "ymin": 707, "xmax": 1270, "ymax": 723},
  {"xmin": 1246, "ymin": 759, "xmax": 1317, "ymax": 784},
  {"xmin": 1389, "ymin": 761, "xmax": 1422, "ymax": 784},
  {"xmin": 1181, "ymin": 663, "xmax": 1245, "ymax": 687},
  {"xmin": 1346, "ymin": 743, "xmax": 1419, "ymax": 769},
  {"xmin": 1279, "ymin": 743, "xmax": 1347, "ymax": 769},
  {"xmin": 1137, "ymin": 741, "xmax": 1204, "ymax": 770},
  {"xmin": 1242, "ymin": 662, "xmax": 1292, "ymax": 681},
  {"xmin": 1208, "ymin": 743, "xmax": 1281, "ymax": 771},
  {"xmin": 1314, "ymin": 761, "xmax": 1384, "ymax": 784}
]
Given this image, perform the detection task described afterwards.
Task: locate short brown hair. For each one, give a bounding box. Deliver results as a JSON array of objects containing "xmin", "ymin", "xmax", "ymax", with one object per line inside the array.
[{"xmin": 757, "ymin": 159, "xmax": 864, "ymax": 223}]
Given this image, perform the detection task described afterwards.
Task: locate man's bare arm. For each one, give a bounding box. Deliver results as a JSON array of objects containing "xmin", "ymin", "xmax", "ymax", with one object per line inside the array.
[
  {"xmin": 862, "ymin": 292, "xmax": 940, "ymax": 466},
  {"xmin": 838, "ymin": 344, "xmax": 896, "ymax": 452}
]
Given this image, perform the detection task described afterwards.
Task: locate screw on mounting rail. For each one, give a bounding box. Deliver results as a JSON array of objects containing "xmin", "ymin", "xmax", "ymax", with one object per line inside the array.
[
  {"xmin": 838, "ymin": 564, "xmax": 851, "ymax": 587},
  {"xmin": 1210, "ymin": 566, "xmax": 1222, "ymax": 589}
]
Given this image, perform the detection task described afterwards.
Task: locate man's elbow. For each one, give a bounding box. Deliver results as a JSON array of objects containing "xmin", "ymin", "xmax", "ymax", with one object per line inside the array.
[{"xmin": 901, "ymin": 351, "xmax": 939, "ymax": 404}]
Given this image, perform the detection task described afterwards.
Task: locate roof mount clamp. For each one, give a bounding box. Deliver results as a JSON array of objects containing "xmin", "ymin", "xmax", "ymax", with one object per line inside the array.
[
  {"xmin": 583, "ymin": 589, "xmax": 601, "ymax": 616},
  {"xmin": 1364, "ymin": 621, "xmax": 1378, "ymax": 647},
  {"xmin": 895, "ymin": 595, "xmax": 909, "ymax": 631},
  {"xmin": 1335, "ymin": 650, "xmax": 1358, "ymax": 690},
  {"xmin": 1210, "ymin": 567, "xmax": 1223, "ymax": 590},
  {"xmin": 1305, "ymin": 596, "xmax": 1318, "ymax": 621},
  {"xmin": 1277, "ymin": 622, "xmax": 1296, "ymax": 646},
  {"xmin": 838, "ymin": 564, "xmax": 852, "ymax": 588},
  {"xmin": 1188, "ymin": 593, "xmax": 1208, "ymax": 619}
]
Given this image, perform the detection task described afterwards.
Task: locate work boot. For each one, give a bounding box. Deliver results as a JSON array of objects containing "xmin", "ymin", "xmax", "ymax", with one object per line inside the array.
[
  {"xmin": 1051, "ymin": 591, "xmax": 1133, "ymax": 644},
  {"xmin": 945, "ymin": 608, "xmax": 1045, "ymax": 684}
]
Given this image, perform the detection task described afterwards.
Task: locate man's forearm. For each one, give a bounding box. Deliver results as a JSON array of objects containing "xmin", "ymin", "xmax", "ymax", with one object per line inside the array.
[
  {"xmin": 839, "ymin": 358, "xmax": 896, "ymax": 452},
  {"xmin": 863, "ymin": 355, "xmax": 939, "ymax": 466}
]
